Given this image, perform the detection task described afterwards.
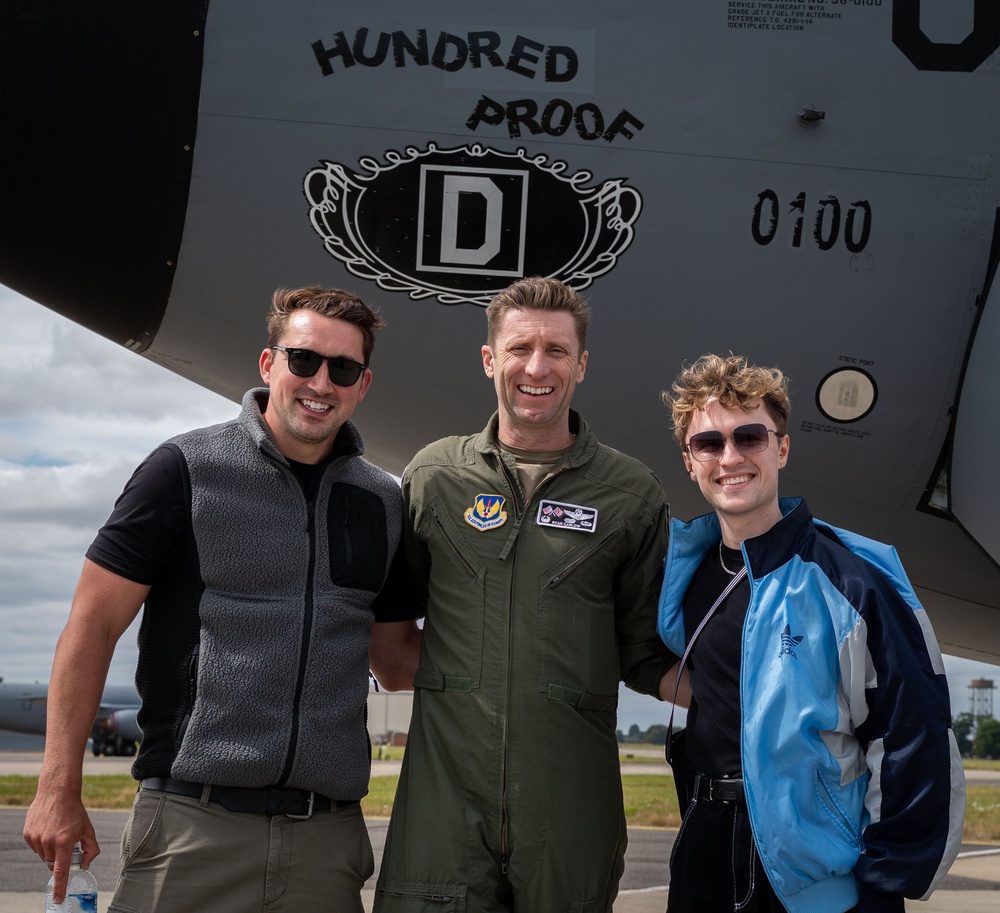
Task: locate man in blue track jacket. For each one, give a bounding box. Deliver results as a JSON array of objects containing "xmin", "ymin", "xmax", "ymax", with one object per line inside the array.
[{"xmin": 657, "ymin": 353, "xmax": 964, "ymax": 913}]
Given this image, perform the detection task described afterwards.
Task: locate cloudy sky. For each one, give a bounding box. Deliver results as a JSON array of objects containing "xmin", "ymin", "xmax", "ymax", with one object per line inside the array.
[
  {"xmin": 1, "ymin": 285, "xmax": 998, "ymax": 731},
  {"xmin": 0, "ymin": 288, "xmax": 236, "ymax": 690}
]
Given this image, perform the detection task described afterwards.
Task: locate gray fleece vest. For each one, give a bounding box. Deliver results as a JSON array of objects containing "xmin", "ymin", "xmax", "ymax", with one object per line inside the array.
[{"xmin": 137, "ymin": 389, "xmax": 401, "ymax": 800}]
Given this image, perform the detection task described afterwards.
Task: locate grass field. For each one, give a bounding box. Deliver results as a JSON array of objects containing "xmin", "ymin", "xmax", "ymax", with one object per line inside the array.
[{"xmin": 3, "ymin": 767, "xmax": 999, "ymax": 842}]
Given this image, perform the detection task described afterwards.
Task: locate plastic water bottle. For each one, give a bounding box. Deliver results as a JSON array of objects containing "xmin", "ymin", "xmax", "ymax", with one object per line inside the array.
[{"xmin": 44, "ymin": 845, "xmax": 97, "ymax": 913}]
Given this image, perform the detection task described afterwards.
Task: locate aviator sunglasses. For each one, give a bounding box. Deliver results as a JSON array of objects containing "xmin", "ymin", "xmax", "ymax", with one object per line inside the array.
[
  {"xmin": 685, "ymin": 423, "xmax": 781, "ymax": 462},
  {"xmin": 271, "ymin": 346, "xmax": 367, "ymax": 387}
]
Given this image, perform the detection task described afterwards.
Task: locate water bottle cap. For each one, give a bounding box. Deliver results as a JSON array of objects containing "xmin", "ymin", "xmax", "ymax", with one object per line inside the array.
[{"xmin": 70, "ymin": 845, "xmax": 83, "ymax": 865}]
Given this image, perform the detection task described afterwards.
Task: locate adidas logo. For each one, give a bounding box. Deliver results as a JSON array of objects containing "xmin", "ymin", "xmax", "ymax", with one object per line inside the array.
[{"xmin": 778, "ymin": 623, "xmax": 804, "ymax": 659}]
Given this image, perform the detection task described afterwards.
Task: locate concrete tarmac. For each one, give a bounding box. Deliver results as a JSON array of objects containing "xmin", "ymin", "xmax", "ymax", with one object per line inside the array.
[{"xmin": 2, "ymin": 753, "xmax": 997, "ymax": 912}]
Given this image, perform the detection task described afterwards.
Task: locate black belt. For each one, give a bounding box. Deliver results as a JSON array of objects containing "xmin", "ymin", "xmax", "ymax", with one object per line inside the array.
[
  {"xmin": 694, "ymin": 774, "xmax": 745, "ymax": 805},
  {"xmin": 140, "ymin": 777, "xmax": 358, "ymax": 818}
]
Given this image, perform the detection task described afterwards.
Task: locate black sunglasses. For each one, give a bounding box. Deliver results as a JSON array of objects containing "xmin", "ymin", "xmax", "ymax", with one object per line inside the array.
[
  {"xmin": 686, "ymin": 423, "xmax": 780, "ymax": 462},
  {"xmin": 271, "ymin": 346, "xmax": 367, "ymax": 387}
]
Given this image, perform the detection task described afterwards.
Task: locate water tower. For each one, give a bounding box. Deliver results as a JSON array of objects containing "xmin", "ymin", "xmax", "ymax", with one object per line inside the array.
[{"xmin": 969, "ymin": 678, "xmax": 996, "ymax": 720}]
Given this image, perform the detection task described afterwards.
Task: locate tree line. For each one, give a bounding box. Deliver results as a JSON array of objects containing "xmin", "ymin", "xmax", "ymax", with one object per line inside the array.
[
  {"xmin": 953, "ymin": 713, "xmax": 1000, "ymax": 759},
  {"xmin": 617, "ymin": 714, "xmax": 1000, "ymax": 759}
]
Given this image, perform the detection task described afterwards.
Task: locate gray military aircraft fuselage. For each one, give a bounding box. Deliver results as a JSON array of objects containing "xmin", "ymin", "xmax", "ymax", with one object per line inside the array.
[
  {"xmin": 0, "ymin": 678, "xmax": 142, "ymax": 757},
  {"xmin": 2, "ymin": 1, "xmax": 999, "ymax": 666}
]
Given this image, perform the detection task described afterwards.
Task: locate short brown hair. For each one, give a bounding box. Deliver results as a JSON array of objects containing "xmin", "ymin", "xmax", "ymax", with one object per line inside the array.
[
  {"xmin": 665, "ymin": 353, "xmax": 791, "ymax": 448},
  {"xmin": 485, "ymin": 277, "xmax": 590, "ymax": 354},
  {"xmin": 266, "ymin": 286, "xmax": 386, "ymax": 363}
]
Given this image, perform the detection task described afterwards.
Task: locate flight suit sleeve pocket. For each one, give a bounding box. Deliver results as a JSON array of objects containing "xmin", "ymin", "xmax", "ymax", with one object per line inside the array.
[{"xmin": 375, "ymin": 879, "xmax": 467, "ymax": 911}]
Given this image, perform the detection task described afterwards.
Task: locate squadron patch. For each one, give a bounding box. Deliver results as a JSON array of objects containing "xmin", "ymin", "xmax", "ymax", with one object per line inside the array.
[
  {"xmin": 465, "ymin": 494, "xmax": 508, "ymax": 531},
  {"xmin": 536, "ymin": 499, "xmax": 598, "ymax": 533}
]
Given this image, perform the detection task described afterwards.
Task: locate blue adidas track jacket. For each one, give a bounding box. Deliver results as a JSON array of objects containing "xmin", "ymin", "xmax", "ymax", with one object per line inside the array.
[{"xmin": 657, "ymin": 498, "xmax": 964, "ymax": 913}]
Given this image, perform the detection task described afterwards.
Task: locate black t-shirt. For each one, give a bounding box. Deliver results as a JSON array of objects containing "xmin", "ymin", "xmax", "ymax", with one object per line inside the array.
[
  {"xmin": 86, "ymin": 445, "xmax": 188, "ymax": 585},
  {"xmin": 86, "ymin": 444, "xmax": 417, "ymax": 622},
  {"xmin": 683, "ymin": 542, "xmax": 750, "ymax": 778}
]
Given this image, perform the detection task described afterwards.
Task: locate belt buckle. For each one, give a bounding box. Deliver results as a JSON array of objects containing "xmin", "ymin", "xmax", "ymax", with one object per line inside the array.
[
  {"xmin": 286, "ymin": 790, "xmax": 315, "ymax": 820},
  {"xmin": 709, "ymin": 778, "xmax": 737, "ymax": 804}
]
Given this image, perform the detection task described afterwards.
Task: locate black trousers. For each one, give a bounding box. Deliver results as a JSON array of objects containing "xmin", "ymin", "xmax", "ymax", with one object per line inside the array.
[
  {"xmin": 667, "ymin": 795, "xmax": 859, "ymax": 913},
  {"xmin": 667, "ymin": 794, "xmax": 785, "ymax": 913}
]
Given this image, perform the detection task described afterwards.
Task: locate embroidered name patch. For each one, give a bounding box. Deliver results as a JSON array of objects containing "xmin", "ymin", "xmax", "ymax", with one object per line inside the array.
[
  {"xmin": 536, "ymin": 499, "xmax": 598, "ymax": 533},
  {"xmin": 464, "ymin": 494, "xmax": 508, "ymax": 531}
]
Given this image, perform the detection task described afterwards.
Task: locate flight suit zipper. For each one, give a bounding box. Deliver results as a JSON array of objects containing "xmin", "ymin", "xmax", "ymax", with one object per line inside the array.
[
  {"xmin": 431, "ymin": 491, "xmax": 516, "ymax": 874},
  {"xmin": 493, "ymin": 452, "xmax": 574, "ymax": 878},
  {"xmin": 495, "ymin": 456, "xmax": 523, "ymax": 877}
]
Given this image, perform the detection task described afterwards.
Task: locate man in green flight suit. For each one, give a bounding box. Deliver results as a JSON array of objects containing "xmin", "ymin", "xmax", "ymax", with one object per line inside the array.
[{"xmin": 373, "ymin": 277, "xmax": 680, "ymax": 913}]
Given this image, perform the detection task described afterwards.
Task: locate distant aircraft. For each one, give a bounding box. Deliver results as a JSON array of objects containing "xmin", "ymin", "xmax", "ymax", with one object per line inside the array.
[
  {"xmin": 0, "ymin": 678, "xmax": 142, "ymax": 756},
  {"xmin": 2, "ymin": 2, "xmax": 999, "ymax": 666}
]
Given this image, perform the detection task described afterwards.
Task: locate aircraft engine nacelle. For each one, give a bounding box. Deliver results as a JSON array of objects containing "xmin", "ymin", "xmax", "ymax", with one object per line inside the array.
[{"xmin": 100, "ymin": 709, "xmax": 143, "ymax": 742}]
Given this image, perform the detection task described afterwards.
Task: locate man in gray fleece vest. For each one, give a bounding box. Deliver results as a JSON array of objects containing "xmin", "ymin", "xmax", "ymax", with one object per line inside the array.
[{"xmin": 25, "ymin": 286, "xmax": 421, "ymax": 913}]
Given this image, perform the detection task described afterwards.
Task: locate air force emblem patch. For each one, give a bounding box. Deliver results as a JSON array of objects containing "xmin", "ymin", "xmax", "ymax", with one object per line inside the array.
[{"xmin": 465, "ymin": 494, "xmax": 508, "ymax": 531}]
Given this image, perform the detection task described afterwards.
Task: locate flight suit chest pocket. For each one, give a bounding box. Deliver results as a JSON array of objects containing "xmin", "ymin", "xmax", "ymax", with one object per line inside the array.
[
  {"xmin": 326, "ymin": 482, "xmax": 388, "ymax": 591},
  {"xmin": 420, "ymin": 495, "xmax": 489, "ymax": 685},
  {"xmin": 537, "ymin": 516, "xmax": 625, "ymax": 696}
]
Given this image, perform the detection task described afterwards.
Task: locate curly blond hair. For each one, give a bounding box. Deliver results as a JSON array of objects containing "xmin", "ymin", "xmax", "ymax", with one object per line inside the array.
[{"xmin": 664, "ymin": 353, "xmax": 790, "ymax": 449}]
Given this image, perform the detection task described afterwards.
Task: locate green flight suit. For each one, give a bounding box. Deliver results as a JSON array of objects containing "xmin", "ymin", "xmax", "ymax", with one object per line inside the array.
[{"xmin": 375, "ymin": 412, "xmax": 674, "ymax": 913}]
